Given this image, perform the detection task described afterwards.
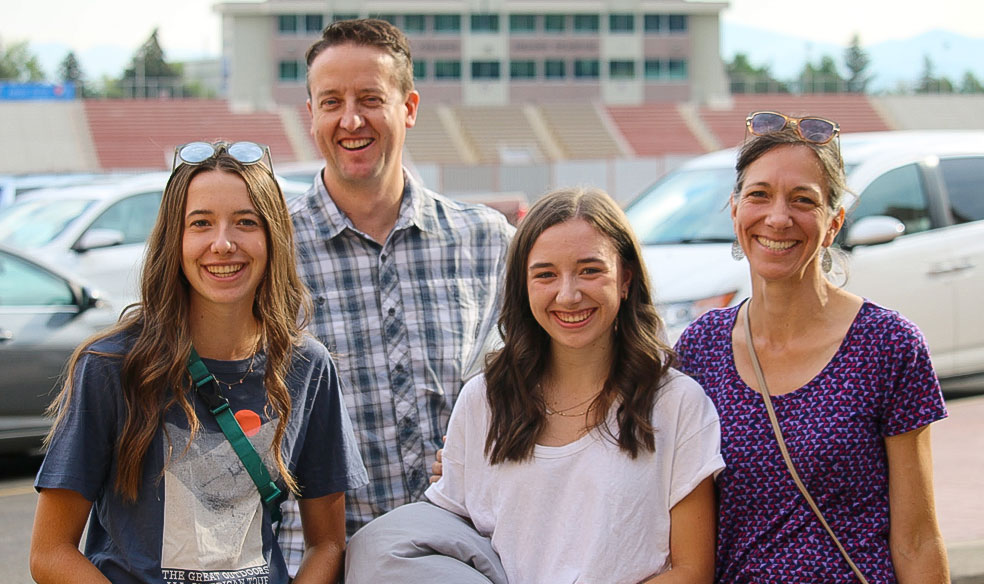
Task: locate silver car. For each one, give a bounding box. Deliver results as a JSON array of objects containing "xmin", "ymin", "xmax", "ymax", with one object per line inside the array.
[{"xmin": 0, "ymin": 244, "xmax": 123, "ymax": 453}]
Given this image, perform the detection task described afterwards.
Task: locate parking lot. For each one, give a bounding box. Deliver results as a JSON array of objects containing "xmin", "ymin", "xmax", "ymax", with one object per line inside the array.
[{"xmin": 2, "ymin": 389, "xmax": 983, "ymax": 583}]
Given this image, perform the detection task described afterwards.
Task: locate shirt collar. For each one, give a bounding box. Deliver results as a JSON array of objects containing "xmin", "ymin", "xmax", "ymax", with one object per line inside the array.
[{"xmin": 308, "ymin": 168, "xmax": 441, "ymax": 240}]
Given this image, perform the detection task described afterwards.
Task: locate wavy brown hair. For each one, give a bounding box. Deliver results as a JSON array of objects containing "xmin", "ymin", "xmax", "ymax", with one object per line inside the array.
[
  {"xmin": 484, "ymin": 187, "xmax": 675, "ymax": 464},
  {"xmin": 46, "ymin": 144, "xmax": 311, "ymax": 501}
]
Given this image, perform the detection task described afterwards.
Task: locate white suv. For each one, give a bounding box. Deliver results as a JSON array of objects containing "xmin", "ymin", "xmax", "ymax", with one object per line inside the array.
[
  {"xmin": 625, "ymin": 130, "xmax": 984, "ymax": 393},
  {"xmin": 0, "ymin": 172, "xmax": 310, "ymax": 306}
]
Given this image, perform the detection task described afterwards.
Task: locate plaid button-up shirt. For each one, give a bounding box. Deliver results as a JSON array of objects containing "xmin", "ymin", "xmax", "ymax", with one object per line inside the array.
[{"xmin": 278, "ymin": 171, "xmax": 513, "ymax": 573}]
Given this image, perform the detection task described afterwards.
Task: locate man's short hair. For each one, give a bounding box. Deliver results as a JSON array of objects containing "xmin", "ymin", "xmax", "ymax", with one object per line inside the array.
[{"xmin": 305, "ymin": 18, "xmax": 414, "ymax": 97}]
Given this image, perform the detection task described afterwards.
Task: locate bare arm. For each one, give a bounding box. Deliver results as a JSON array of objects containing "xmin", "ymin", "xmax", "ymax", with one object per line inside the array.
[
  {"xmin": 886, "ymin": 425, "xmax": 949, "ymax": 583},
  {"xmin": 30, "ymin": 488, "xmax": 110, "ymax": 584},
  {"xmin": 292, "ymin": 492, "xmax": 347, "ymax": 584},
  {"xmin": 641, "ymin": 476, "xmax": 716, "ymax": 584}
]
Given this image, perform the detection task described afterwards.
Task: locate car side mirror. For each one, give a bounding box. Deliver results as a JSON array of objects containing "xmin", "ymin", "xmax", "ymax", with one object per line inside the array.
[
  {"xmin": 73, "ymin": 228, "xmax": 125, "ymax": 252},
  {"xmin": 844, "ymin": 215, "xmax": 905, "ymax": 248},
  {"xmin": 78, "ymin": 286, "xmax": 105, "ymax": 312}
]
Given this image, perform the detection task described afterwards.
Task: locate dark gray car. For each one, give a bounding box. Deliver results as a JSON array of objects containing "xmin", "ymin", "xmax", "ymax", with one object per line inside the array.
[{"xmin": 0, "ymin": 244, "xmax": 123, "ymax": 453}]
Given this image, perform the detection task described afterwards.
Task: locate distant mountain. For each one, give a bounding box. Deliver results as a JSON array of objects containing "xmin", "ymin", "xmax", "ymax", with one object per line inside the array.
[
  {"xmin": 31, "ymin": 24, "xmax": 984, "ymax": 93},
  {"xmin": 722, "ymin": 24, "xmax": 984, "ymax": 92}
]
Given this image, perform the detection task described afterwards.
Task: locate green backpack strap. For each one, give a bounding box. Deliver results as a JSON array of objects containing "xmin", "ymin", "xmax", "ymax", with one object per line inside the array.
[{"xmin": 187, "ymin": 347, "xmax": 283, "ymax": 523}]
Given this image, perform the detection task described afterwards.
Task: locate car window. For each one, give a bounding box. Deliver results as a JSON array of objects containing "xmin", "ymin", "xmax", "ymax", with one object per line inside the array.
[
  {"xmin": 0, "ymin": 251, "xmax": 74, "ymax": 306},
  {"xmin": 939, "ymin": 156, "xmax": 984, "ymax": 224},
  {"xmin": 850, "ymin": 163, "xmax": 932, "ymax": 236},
  {"xmin": 0, "ymin": 198, "xmax": 95, "ymax": 247},
  {"xmin": 87, "ymin": 191, "xmax": 163, "ymax": 245},
  {"xmin": 624, "ymin": 167, "xmax": 736, "ymax": 244}
]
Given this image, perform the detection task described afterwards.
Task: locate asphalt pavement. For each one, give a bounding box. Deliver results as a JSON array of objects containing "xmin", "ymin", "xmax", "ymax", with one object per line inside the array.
[
  {"xmin": 934, "ymin": 393, "xmax": 984, "ymax": 584},
  {"xmin": 1, "ymin": 395, "xmax": 981, "ymax": 582}
]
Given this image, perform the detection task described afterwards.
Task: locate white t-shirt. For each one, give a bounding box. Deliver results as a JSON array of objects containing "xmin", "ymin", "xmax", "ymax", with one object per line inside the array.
[{"xmin": 425, "ymin": 369, "xmax": 724, "ymax": 584}]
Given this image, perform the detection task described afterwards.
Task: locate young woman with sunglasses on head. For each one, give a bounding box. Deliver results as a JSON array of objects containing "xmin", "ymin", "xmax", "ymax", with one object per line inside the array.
[
  {"xmin": 30, "ymin": 141, "xmax": 367, "ymax": 584},
  {"xmin": 346, "ymin": 187, "xmax": 723, "ymax": 584},
  {"xmin": 674, "ymin": 112, "xmax": 949, "ymax": 583}
]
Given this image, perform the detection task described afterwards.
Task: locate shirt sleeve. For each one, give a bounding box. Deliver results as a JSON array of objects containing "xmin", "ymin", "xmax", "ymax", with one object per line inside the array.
[
  {"xmin": 291, "ymin": 341, "xmax": 369, "ymax": 498},
  {"xmin": 424, "ymin": 375, "xmax": 486, "ymax": 518},
  {"xmin": 876, "ymin": 314, "xmax": 948, "ymax": 437},
  {"xmin": 664, "ymin": 372, "xmax": 725, "ymax": 508},
  {"xmin": 34, "ymin": 349, "xmax": 122, "ymax": 500}
]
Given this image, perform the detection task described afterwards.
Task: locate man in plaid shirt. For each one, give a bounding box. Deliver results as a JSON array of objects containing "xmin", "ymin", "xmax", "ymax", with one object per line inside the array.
[{"xmin": 277, "ymin": 18, "xmax": 514, "ymax": 576}]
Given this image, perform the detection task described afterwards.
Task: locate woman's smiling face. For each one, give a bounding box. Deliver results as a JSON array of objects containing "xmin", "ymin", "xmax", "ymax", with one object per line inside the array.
[
  {"xmin": 526, "ymin": 218, "xmax": 631, "ymax": 355},
  {"xmin": 732, "ymin": 144, "xmax": 843, "ymax": 283}
]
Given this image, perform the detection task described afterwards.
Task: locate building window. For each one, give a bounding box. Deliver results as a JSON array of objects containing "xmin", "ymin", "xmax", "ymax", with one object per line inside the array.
[
  {"xmin": 609, "ymin": 14, "xmax": 635, "ymax": 33},
  {"xmin": 644, "ymin": 59, "xmax": 662, "ymax": 79},
  {"xmin": 434, "ymin": 14, "xmax": 461, "ymax": 33},
  {"xmin": 404, "ymin": 14, "xmax": 426, "ymax": 33},
  {"xmin": 573, "ymin": 14, "xmax": 599, "ymax": 32},
  {"xmin": 668, "ymin": 59, "xmax": 688, "ymax": 79},
  {"xmin": 435, "ymin": 60, "xmax": 461, "ymax": 80},
  {"xmin": 510, "ymin": 60, "xmax": 536, "ymax": 79},
  {"xmin": 413, "ymin": 60, "xmax": 427, "ymax": 80},
  {"xmin": 278, "ymin": 15, "xmax": 298, "ymax": 34},
  {"xmin": 332, "ymin": 13, "xmax": 358, "ymax": 23},
  {"xmin": 472, "ymin": 61, "xmax": 501, "ymax": 79},
  {"xmin": 609, "ymin": 60, "xmax": 635, "ymax": 79},
  {"xmin": 644, "ymin": 14, "xmax": 661, "ymax": 32},
  {"xmin": 668, "ymin": 14, "xmax": 688, "ymax": 32},
  {"xmin": 279, "ymin": 60, "xmax": 302, "ymax": 81},
  {"xmin": 471, "ymin": 14, "xmax": 500, "ymax": 32},
  {"xmin": 574, "ymin": 59, "xmax": 600, "ymax": 78},
  {"xmin": 370, "ymin": 14, "xmax": 398, "ymax": 25},
  {"xmin": 545, "ymin": 59, "xmax": 566, "ymax": 79},
  {"xmin": 510, "ymin": 14, "xmax": 537, "ymax": 32},
  {"xmin": 305, "ymin": 14, "xmax": 324, "ymax": 33},
  {"xmin": 544, "ymin": 14, "xmax": 566, "ymax": 33}
]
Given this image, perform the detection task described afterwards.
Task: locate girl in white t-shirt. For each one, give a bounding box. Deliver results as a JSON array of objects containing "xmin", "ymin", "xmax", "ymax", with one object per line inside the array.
[{"xmin": 346, "ymin": 187, "xmax": 723, "ymax": 584}]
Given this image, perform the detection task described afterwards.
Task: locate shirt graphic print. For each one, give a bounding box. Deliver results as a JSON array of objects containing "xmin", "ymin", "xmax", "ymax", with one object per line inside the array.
[{"xmin": 160, "ymin": 408, "xmax": 275, "ymax": 584}]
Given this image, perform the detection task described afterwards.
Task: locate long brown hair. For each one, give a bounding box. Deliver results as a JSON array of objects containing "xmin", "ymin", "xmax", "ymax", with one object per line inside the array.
[
  {"xmin": 46, "ymin": 145, "xmax": 311, "ymax": 501},
  {"xmin": 484, "ymin": 187, "xmax": 675, "ymax": 464}
]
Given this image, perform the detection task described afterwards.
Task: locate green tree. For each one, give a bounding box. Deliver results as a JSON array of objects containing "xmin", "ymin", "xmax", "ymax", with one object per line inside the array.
[
  {"xmin": 844, "ymin": 34, "xmax": 872, "ymax": 93},
  {"xmin": 121, "ymin": 28, "xmax": 180, "ymax": 97},
  {"xmin": 0, "ymin": 40, "xmax": 45, "ymax": 81},
  {"xmin": 726, "ymin": 53, "xmax": 789, "ymax": 94},
  {"xmin": 960, "ymin": 71, "xmax": 984, "ymax": 94},
  {"xmin": 799, "ymin": 55, "xmax": 845, "ymax": 93},
  {"xmin": 916, "ymin": 54, "xmax": 954, "ymax": 94},
  {"xmin": 58, "ymin": 50, "xmax": 86, "ymax": 95}
]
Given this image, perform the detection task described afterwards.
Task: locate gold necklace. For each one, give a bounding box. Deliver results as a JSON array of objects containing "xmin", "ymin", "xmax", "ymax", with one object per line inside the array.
[
  {"xmin": 214, "ymin": 339, "xmax": 260, "ymax": 392},
  {"xmin": 543, "ymin": 388, "xmax": 603, "ymax": 417}
]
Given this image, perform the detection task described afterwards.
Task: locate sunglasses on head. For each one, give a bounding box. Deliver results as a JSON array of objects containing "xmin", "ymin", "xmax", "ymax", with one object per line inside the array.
[
  {"xmin": 745, "ymin": 111, "xmax": 840, "ymax": 145},
  {"xmin": 172, "ymin": 140, "xmax": 274, "ymax": 173}
]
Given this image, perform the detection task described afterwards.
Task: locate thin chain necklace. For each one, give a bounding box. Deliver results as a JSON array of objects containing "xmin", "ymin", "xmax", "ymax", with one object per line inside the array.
[
  {"xmin": 543, "ymin": 387, "xmax": 603, "ymax": 417},
  {"xmin": 214, "ymin": 338, "xmax": 261, "ymax": 392}
]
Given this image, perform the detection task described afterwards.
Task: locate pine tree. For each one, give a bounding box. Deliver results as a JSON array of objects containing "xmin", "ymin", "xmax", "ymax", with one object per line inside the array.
[
  {"xmin": 58, "ymin": 50, "xmax": 86, "ymax": 95},
  {"xmin": 121, "ymin": 28, "xmax": 180, "ymax": 97},
  {"xmin": 844, "ymin": 34, "xmax": 871, "ymax": 93}
]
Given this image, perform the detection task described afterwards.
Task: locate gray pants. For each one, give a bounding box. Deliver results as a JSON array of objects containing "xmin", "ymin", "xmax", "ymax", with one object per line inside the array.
[{"xmin": 345, "ymin": 501, "xmax": 508, "ymax": 584}]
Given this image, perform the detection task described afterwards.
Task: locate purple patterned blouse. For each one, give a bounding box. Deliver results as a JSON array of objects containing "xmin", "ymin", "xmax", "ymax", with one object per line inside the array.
[{"xmin": 675, "ymin": 300, "xmax": 947, "ymax": 583}]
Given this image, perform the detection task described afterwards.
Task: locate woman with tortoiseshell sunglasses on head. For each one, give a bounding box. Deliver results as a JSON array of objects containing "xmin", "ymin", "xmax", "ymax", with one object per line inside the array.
[{"xmin": 675, "ymin": 112, "xmax": 949, "ymax": 583}]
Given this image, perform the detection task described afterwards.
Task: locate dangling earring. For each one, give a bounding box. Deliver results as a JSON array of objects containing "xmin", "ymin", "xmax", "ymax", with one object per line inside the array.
[
  {"xmin": 821, "ymin": 247, "xmax": 832, "ymax": 273},
  {"xmin": 731, "ymin": 240, "xmax": 745, "ymax": 261}
]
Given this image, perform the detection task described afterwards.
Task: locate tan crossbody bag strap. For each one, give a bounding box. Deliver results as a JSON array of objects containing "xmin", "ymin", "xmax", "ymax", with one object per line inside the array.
[{"xmin": 743, "ymin": 306, "xmax": 870, "ymax": 584}]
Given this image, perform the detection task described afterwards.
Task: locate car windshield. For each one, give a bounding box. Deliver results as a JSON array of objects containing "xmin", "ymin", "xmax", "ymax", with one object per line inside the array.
[
  {"xmin": 624, "ymin": 167, "xmax": 736, "ymax": 244},
  {"xmin": 0, "ymin": 198, "xmax": 96, "ymax": 248}
]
